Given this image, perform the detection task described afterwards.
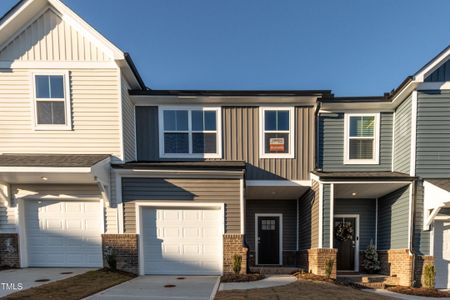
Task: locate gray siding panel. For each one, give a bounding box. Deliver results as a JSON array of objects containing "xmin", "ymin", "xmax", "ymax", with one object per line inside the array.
[
  {"xmin": 135, "ymin": 106, "xmax": 315, "ymax": 180},
  {"xmin": 319, "ymin": 112, "xmax": 393, "ymax": 171},
  {"xmin": 416, "ymin": 91, "xmax": 450, "ymax": 178},
  {"xmin": 393, "ymin": 95, "xmax": 412, "ymax": 174},
  {"xmin": 414, "ymin": 181, "xmax": 431, "ymax": 255},
  {"xmin": 322, "ymin": 184, "xmax": 331, "ymax": 248},
  {"xmin": 334, "ymin": 198, "xmax": 376, "ymax": 250},
  {"xmin": 245, "ymin": 199, "xmax": 297, "ymax": 252},
  {"xmin": 377, "ymin": 186, "xmax": 410, "ymax": 250},
  {"xmin": 298, "ymin": 180, "xmax": 319, "ymax": 249},
  {"xmin": 121, "ymin": 178, "xmax": 240, "ymax": 233}
]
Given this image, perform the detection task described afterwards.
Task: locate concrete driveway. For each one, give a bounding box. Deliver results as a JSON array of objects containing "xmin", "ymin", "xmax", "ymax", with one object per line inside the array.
[
  {"xmin": 0, "ymin": 268, "xmax": 94, "ymax": 297},
  {"xmin": 87, "ymin": 275, "xmax": 220, "ymax": 300}
]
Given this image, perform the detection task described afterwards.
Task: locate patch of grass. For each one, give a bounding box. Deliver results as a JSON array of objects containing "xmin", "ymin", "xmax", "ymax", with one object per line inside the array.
[
  {"xmin": 2, "ymin": 268, "xmax": 136, "ymax": 300},
  {"xmin": 387, "ymin": 286, "xmax": 450, "ymax": 298},
  {"xmin": 221, "ymin": 273, "xmax": 265, "ymax": 283}
]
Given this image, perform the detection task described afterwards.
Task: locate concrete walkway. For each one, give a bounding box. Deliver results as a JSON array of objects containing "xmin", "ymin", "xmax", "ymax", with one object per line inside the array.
[
  {"xmin": 219, "ymin": 275, "xmax": 296, "ymax": 291},
  {"xmin": 0, "ymin": 268, "xmax": 93, "ymax": 297},
  {"xmin": 86, "ymin": 275, "xmax": 220, "ymax": 300},
  {"xmin": 364, "ymin": 288, "xmax": 450, "ymax": 300}
]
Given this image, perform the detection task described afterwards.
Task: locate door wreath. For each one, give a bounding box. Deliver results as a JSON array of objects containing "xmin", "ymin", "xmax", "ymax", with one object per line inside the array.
[{"xmin": 335, "ymin": 222, "xmax": 353, "ymax": 241}]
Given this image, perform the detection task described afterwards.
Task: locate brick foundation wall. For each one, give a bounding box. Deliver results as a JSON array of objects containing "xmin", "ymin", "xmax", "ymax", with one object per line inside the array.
[
  {"xmin": 307, "ymin": 248, "xmax": 337, "ymax": 278},
  {"xmin": 378, "ymin": 249, "xmax": 414, "ymax": 286},
  {"xmin": 0, "ymin": 233, "xmax": 20, "ymax": 268},
  {"xmin": 223, "ymin": 234, "xmax": 247, "ymax": 274},
  {"xmin": 102, "ymin": 234, "xmax": 138, "ymax": 274},
  {"xmin": 414, "ymin": 255, "xmax": 434, "ymax": 287}
]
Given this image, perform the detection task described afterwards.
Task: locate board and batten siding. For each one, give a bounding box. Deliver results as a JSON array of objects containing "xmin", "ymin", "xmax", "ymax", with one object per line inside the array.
[
  {"xmin": 121, "ymin": 77, "xmax": 136, "ymax": 162},
  {"xmin": 377, "ymin": 186, "xmax": 410, "ymax": 250},
  {"xmin": 416, "ymin": 91, "xmax": 450, "ymax": 178},
  {"xmin": 298, "ymin": 180, "xmax": 319, "ymax": 249},
  {"xmin": 0, "ymin": 8, "xmax": 111, "ymax": 62},
  {"xmin": 121, "ymin": 178, "xmax": 241, "ymax": 234},
  {"xmin": 318, "ymin": 112, "xmax": 393, "ymax": 171},
  {"xmin": 0, "ymin": 68, "xmax": 122, "ymax": 159},
  {"xmin": 334, "ymin": 198, "xmax": 376, "ymax": 250},
  {"xmin": 135, "ymin": 106, "xmax": 315, "ymax": 180},
  {"xmin": 393, "ymin": 95, "xmax": 412, "ymax": 174},
  {"xmin": 245, "ymin": 199, "xmax": 297, "ymax": 252},
  {"xmin": 322, "ymin": 184, "xmax": 331, "ymax": 248}
]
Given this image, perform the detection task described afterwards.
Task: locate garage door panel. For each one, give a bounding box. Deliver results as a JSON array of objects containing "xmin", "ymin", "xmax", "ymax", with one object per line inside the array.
[
  {"xmin": 25, "ymin": 200, "xmax": 102, "ymax": 268},
  {"xmin": 143, "ymin": 207, "xmax": 222, "ymax": 275}
]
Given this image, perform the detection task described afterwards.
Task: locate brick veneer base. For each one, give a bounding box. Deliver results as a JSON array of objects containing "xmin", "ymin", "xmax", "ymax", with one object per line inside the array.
[
  {"xmin": 378, "ymin": 249, "xmax": 414, "ymax": 286},
  {"xmin": 307, "ymin": 248, "xmax": 337, "ymax": 278},
  {"xmin": 0, "ymin": 233, "xmax": 20, "ymax": 268},
  {"xmin": 223, "ymin": 234, "xmax": 247, "ymax": 274},
  {"xmin": 102, "ymin": 234, "xmax": 138, "ymax": 274},
  {"xmin": 414, "ymin": 255, "xmax": 434, "ymax": 287}
]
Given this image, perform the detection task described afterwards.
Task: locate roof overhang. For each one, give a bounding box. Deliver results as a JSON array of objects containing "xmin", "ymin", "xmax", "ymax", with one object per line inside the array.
[
  {"xmin": 245, "ymin": 180, "xmax": 310, "ymax": 200},
  {"xmin": 423, "ymin": 180, "xmax": 450, "ymax": 230}
]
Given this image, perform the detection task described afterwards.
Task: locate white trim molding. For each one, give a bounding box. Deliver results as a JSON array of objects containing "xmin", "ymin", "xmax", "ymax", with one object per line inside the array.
[
  {"xmin": 330, "ymin": 184, "xmax": 334, "ymax": 249},
  {"xmin": 343, "ymin": 112, "xmax": 380, "ymax": 165},
  {"xmin": 259, "ymin": 106, "xmax": 295, "ymax": 159},
  {"xmin": 158, "ymin": 106, "xmax": 222, "ymax": 159},
  {"xmin": 318, "ymin": 183, "xmax": 323, "ymax": 248},
  {"xmin": 255, "ymin": 213, "xmax": 283, "ymax": 265},
  {"xmin": 410, "ymin": 91, "xmax": 417, "ymax": 176},
  {"xmin": 240, "ymin": 178, "xmax": 245, "ymax": 234}
]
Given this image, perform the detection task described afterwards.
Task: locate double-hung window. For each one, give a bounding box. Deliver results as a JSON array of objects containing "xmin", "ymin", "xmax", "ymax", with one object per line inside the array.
[
  {"xmin": 260, "ymin": 107, "xmax": 295, "ymax": 158},
  {"xmin": 32, "ymin": 72, "xmax": 71, "ymax": 130},
  {"xmin": 159, "ymin": 107, "xmax": 221, "ymax": 158},
  {"xmin": 344, "ymin": 113, "xmax": 379, "ymax": 164}
]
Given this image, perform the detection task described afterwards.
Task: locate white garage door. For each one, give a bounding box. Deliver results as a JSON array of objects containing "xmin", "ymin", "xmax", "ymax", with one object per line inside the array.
[
  {"xmin": 25, "ymin": 200, "xmax": 102, "ymax": 267},
  {"xmin": 435, "ymin": 221, "xmax": 450, "ymax": 288},
  {"xmin": 142, "ymin": 207, "xmax": 222, "ymax": 275}
]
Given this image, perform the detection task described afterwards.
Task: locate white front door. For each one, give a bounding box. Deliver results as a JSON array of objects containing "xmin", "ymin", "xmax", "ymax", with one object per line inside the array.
[
  {"xmin": 435, "ymin": 221, "xmax": 450, "ymax": 288},
  {"xmin": 142, "ymin": 207, "xmax": 222, "ymax": 275},
  {"xmin": 25, "ymin": 200, "xmax": 102, "ymax": 267}
]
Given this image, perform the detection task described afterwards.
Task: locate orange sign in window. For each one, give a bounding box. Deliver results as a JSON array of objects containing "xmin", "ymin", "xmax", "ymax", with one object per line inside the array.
[{"xmin": 269, "ymin": 138, "xmax": 285, "ymax": 152}]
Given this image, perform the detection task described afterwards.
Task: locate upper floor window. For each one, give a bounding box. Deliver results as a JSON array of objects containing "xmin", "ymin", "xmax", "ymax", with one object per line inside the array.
[
  {"xmin": 32, "ymin": 72, "xmax": 71, "ymax": 130},
  {"xmin": 158, "ymin": 107, "xmax": 222, "ymax": 158},
  {"xmin": 344, "ymin": 113, "xmax": 379, "ymax": 164},
  {"xmin": 259, "ymin": 107, "xmax": 295, "ymax": 158}
]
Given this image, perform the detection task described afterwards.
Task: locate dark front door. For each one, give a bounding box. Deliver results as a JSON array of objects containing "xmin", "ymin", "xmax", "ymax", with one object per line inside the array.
[
  {"xmin": 334, "ymin": 217, "xmax": 357, "ymax": 271},
  {"xmin": 257, "ymin": 216, "xmax": 280, "ymax": 264}
]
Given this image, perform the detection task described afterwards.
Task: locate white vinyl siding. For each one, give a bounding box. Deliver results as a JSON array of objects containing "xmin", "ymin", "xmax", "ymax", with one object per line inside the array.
[
  {"xmin": 0, "ymin": 8, "xmax": 111, "ymax": 62},
  {"xmin": 121, "ymin": 77, "xmax": 136, "ymax": 162},
  {"xmin": 0, "ymin": 69, "xmax": 122, "ymax": 159}
]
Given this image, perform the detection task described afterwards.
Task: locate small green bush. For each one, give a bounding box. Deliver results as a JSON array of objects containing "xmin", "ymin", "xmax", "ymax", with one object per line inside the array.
[
  {"xmin": 325, "ymin": 258, "xmax": 334, "ymax": 279},
  {"xmin": 423, "ymin": 264, "xmax": 435, "ymax": 289},
  {"xmin": 233, "ymin": 255, "xmax": 242, "ymax": 274},
  {"xmin": 105, "ymin": 247, "xmax": 117, "ymax": 272}
]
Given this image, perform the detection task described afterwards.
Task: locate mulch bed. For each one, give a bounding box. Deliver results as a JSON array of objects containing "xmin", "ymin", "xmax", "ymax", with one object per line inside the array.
[
  {"xmin": 221, "ymin": 273, "xmax": 265, "ymax": 282},
  {"xmin": 387, "ymin": 286, "xmax": 450, "ymax": 298},
  {"xmin": 294, "ymin": 272, "xmax": 335, "ymax": 283},
  {"xmin": 1, "ymin": 268, "xmax": 136, "ymax": 300}
]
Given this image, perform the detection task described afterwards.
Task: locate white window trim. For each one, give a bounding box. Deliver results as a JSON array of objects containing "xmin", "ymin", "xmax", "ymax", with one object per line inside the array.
[
  {"xmin": 343, "ymin": 112, "xmax": 380, "ymax": 165},
  {"xmin": 158, "ymin": 106, "xmax": 222, "ymax": 159},
  {"xmin": 31, "ymin": 71, "xmax": 72, "ymax": 131},
  {"xmin": 259, "ymin": 107, "xmax": 295, "ymax": 159}
]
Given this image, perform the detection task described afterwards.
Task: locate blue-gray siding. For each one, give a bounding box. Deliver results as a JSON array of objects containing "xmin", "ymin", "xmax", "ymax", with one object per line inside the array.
[
  {"xmin": 416, "ymin": 91, "xmax": 450, "ymax": 178},
  {"xmin": 322, "ymin": 184, "xmax": 331, "ymax": 248},
  {"xmin": 425, "ymin": 60, "xmax": 450, "ymax": 82},
  {"xmin": 298, "ymin": 181, "xmax": 319, "ymax": 249},
  {"xmin": 413, "ymin": 181, "xmax": 431, "ymax": 255},
  {"xmin": 393, "ymin": 95, "xmax": 412, "ymax": 174},
  {"xmin": 318, "ymin": 112, "xmax": 393, "ymax": 171},
  {"xmin": 245, "ymin": 199, "xmax": 298, "ymax": 252},
  {"xmin": 377, "ymin": 186, "xmax": 410, "ymax": 250},
  {"xmin": 334, "ymin": 198, "xmax": 376, "ymax": 250}
]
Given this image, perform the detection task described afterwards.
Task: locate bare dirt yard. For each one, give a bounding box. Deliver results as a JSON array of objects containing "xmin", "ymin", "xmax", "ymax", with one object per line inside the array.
[{"xmin": 215, "ymin": 279, "xmax": 399, "ymax": 300}]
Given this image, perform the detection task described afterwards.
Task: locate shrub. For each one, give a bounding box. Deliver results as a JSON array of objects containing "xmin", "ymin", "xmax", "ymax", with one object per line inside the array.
[
  {"xmin": 104, "ymin": 247, "xmax": 117, "ymax": 272},
  {"xmin": 325, "ymin": 258, "xmax": 334, "ymax": 279},
  {"xmin": 423, "ymin": 264, "xmax": 435, "ymax": 289},
  {"xmin": 233, "ymin": 255, "xmax": 242, "ymax": 274},
  {"xmin": 362, "ymin": 240, "xmax": 381, "ymax": 274}
]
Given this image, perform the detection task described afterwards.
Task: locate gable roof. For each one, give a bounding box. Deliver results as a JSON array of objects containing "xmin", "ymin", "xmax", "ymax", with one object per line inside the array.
[{"xmin": 0, "ymin": 0, "xmax": 145, "ymax": 89}]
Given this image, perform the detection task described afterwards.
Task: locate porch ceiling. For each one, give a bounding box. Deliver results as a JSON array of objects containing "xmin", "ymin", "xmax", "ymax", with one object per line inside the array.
[
  {"xmin": 335, "ymin": 182, "xmax": 409, "ymax": 199},
  {"xmin": 246, "ymin": 185, "xmax": 309, "ymax": 200}
]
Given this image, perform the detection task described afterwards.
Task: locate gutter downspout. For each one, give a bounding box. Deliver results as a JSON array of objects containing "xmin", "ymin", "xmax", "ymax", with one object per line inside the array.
[{"xmin": 410, "ymin": 179, "xmax": 417, "ymax": 286}]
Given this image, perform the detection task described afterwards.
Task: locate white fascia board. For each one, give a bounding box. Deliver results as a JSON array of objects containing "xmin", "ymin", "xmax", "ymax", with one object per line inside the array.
[
  {"xmin": 113, "ymin": 168, "xmax": 244, "ymax": 179},
  {"xmin": 246, "ymin": 180, "xmax": 311, "ymax": 187},
  {"xmin": 414, "ymin": 48, "xmax": 450, "ymax": 82},
  {"xmin": 0, "ymin": 166, "xmax": 92, "ymax": 173}
]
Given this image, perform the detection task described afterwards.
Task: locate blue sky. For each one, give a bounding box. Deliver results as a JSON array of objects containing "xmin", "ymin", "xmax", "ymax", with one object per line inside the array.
[{"xmin": 1, "ymin": 0, "xmax": 450, "ymax": 95}]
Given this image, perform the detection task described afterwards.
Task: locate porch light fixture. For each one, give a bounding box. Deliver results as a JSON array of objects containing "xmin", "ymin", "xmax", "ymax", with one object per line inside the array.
[
  {"xmin": 41, "ymin": 176, "xmax": 48, "ymax": 181},
  {"xmin": 352, "ymin": 192, "xmax": 357, "ymax": 196}
]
